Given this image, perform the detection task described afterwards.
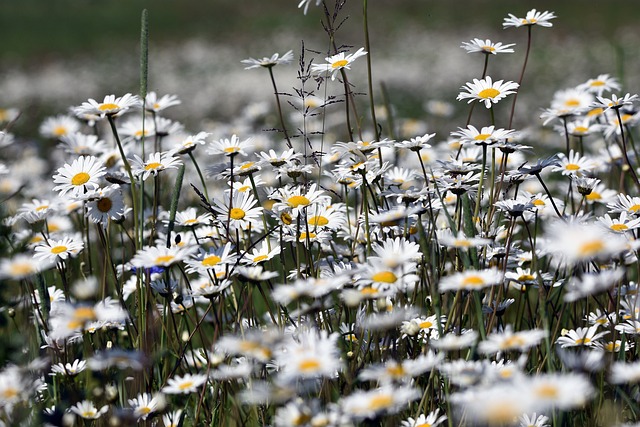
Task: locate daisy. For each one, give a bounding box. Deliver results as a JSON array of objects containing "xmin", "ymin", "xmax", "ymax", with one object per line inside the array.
[
  {"xmin": 460, "ymin": 38, "xmax": 515, "ymax": 55},
  {"xmin": 358, "ymin": 352, "xmax": 442, "ymax": 383},
  {"xmin": 85, "ymin": 185, "xmax": 126, "ymax": 227},
  {"xmin": 34, "ymin": 236, "xmax": 84, "ymax": 263},
  {"xmin": 438, "ymin": 230, "xmax": 492, "ymax": 250},
  {"xmin": 550, "ymin": 88, "xmax": 594, "ymax": 114},
  {"xmin": 275, "ymin": 329, "xmax": 342, "ymax": 382},
  {"xmin": 593, "ymin": 93, "xmax": 638, "ymax": 110},
  {"xmin": 552, "ymin": 150, "xmax": 596, "ymax": 176},
  {"xmin": 503, "ymin": 9, "xmax": 556, "ymax": 28},
  {"xmin": 128, "ymin": 392, "xmax": 165, "ymax": 420},
  {"xmin": 39, "ymin": 114, "xmax": 80, "ymax": 139},
  {"xmin": 59, "ymin": 132, "xmax": 107, "ymax": 156},
  {"xmin": 172, "ymin": 131, "xmax": 210, "ymax": 154},
  {"xmin": 439, "ymin": 268, "xmax": 503, "ymax": 292},
  {"xmin": 526, "ymin": 373, "xmax": 593, "ymax": 410},
  {"xmin": 212, "ymin": 190, "xmax": 263, "ymax": 230},
  {"xmin": 478, "ymin": 326, "xmax": 547, "ymax": 354},
  {"xmin": 609, "ymin": 361, "xmax": 640, "ymax": 384},
  {"xmin": 241, "ymin": 239, "xmax": 281, "ymax": 265},
  {"xmin": 370, "ymin": 236, "xmax": 422, "ymax": 268},
  {"xmin": 16, "ymin": 198, "xmax": 55, "ymax": 224},
  {"xmin": 598, "ymin": 212, "xmax": 640, "ymax": 234},
  {"xmin": 431, "ymin": 329, "xmax": 478, "ymax": 351},
  {"xmin": 519, "ymin": 413, "xmax": 550, "ymax": 427},
  {"xmin": 145, "ymin": 91, "xmax": 181, "ymax": 112},
  {"xmin": 0, "ymin": 254, "xmax": 54, "ymax": 280},
  {"xmin": 184, "ymin": 243, "xmax": 238, "ymax": 273},
  {"xmin": 311, "ymin": 47, "xmax": 368, "ymax": 81},
  {"xmin": 400, "ymin": 314, "xmax": 443, "ymax": 340},
  {"xmin": 163, "ymin": 373, "xmax": 208, "ymax": 394},
  {"xmin": 451, "ymin": 125, "xmax": 515, "ymax": 145},
  {"xmin": 69, "ymin": 400, "xmax": 109, "ymax": 419},
  {"xmin": 241, "ymin": 50, "xmax": 294, "ymax": 69},
  {"xmin": 457, "ymin": 76, "xmax": 519, "ymax": 109},
  {"xmin": 74, "ymin": 93, "xmax": 141, "ymax": 118},
  {"xmin": 52, "ymin": 155, "xmax": 106, "ymax": 197},
  {"xmin": 174, "ymin": 207, "xmax": 212, "ymax": 228},
  {"xmin": 556, "ymin": 325, "xmax": 608, "ymax": 347},
  {"xmin": 401, "ymin": 409, "xmax": 447, "ymax": 427},
  {"xmin": 130, "ymin": 244, "xmax": 196, "ymax": 269},
  {"xmin": 298, "ymin": 0, "xmax": 321, "ymax": 14},
  {"xmin": 208, "ymin": 134, "xmax": 252, "ymax": 157},
  {"xmin": 270, "ymin": 183, "xmax": 330, "ymax": 218},
  {"xmin": 607, "ymin": 193, "xmax": 640, "ymax": 216},
  {"xmin": 130, "ymin": 151, "xmax": 182, "ymax": 181},
  {"xmin": 340, "ymin": 385, "xmax": 420, "ymax": 420},
  {"xmin": 305, "ymin": 203, "xmax": 347, "ymax": 231},
  {"xmin": 578, "ymin": 74, "xmax": 621, "ymax": 96},
  {"xmin": 50, "ymin": 359, "xmax": 87, "ymax": 377},
  {"xmin": 394, "ymin": 132, "xmax": 436, "ymax": 151},
  {"xmin": 162, "ymin": 410, "xmax": 184, "ymax": 427},
  {"xmin": 118, "ymin": 116, "xmax": 155, "ymax": 141},
  {"xmin": 256, "ymin": 148, "xmax": 302, "ymax": 167}
]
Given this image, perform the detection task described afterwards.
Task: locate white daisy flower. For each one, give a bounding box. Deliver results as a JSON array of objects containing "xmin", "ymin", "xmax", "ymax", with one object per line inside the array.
[
  {"xmin": 241, "ymin": 50, "xmax": 294, "ymax": 69},
  {"xmin": 145, "ymin": 91, "xmax": 181, "ymax": 112},
  {"xmin": 457, "ymin": 76, "xmax": 519, "ymax": 109},
  {"xmin": 52, "ymin": 155, "xmax": 106, "ymax": 197},
  {"xmin": 130, "ymin": 151, "xmax": 182, "ymax": 181},
  {"xmin": 73, "ymin": 93, "xmax": 141, "ymax": 118},
  {"xmin": 39, "ymin": 114, "xmax": 80, "ymax": 139},
  {"xmin": 162, "ymin": 373, "xmax": 208, "ymax": 394},
  {"xmin": 69, "ymin": 400, "xmax": 109, "ymax": 419},
  {"xmin": 310, "ymin": 47, "xmax": 368, "ymax": 81},
  {"xmin": 34, "ymin": 236, "xmax": 84, "ymax": 263},
  {"xmin": 460, "ymin": 38, "xmax": 515, "ymax": 55},
  {"xmin": 503, "ymin": 9, "xmax": 556, "ymax": 28}
]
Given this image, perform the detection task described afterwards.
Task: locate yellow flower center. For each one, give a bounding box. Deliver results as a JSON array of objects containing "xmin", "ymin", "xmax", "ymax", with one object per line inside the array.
[
  {"xmin": 288, "ymin": 195, "xmax": 310, "ymax": 208},
  {"xmin": 224, "ymin": 146, "xmax": 240, "ymax": 153},
  {"xmin": 564, "ymin": 99, "xmax": 580, "ymax": 107},
  {"xmin": 98, "ymin": 103, "xmax": 119, "ymax": 111},
  {"xmin": 532, "ymin": 199, "xmax": 546, "ymax": 207},
  {"xmin": 253, "ymin": 254, "xmax": 268, "ymax": 263},
  {"xmin": 578, "ymin": 240, "xmax": 605, "ymax": 257},
  {"xmin": 51, "ymin": 245, "xmax": 68, "ymax": 254},
  {"xmin": 240, "ymin": 162, "xmax": 255, "ymax": 170},
  {"xmin": 535, "ymin": 384, "xmax": 558, "ymax": 398},
  {"xmin": 386, "ymin": 364, "xmax": 405, "ymax": 377},
  {"xmin": 416, "ymin": 424, "xmax": 432, "ymax": 427},
  {"xmin": 35, "ymin": 204, "xmax": 49, "ymax": 211},
  {"xmin": 183, "ymin": 219, "xmax": 197, "ymax": 225},
  {"xmin": 501, "ymin": 336, "xmax": 526, "ymax": 348},
  {"xmin": 71, "ymin": 172, "xmax": 90, "ymax": 186},
  {"xmin": 139, "ymin": 407, "xmax": 152, "ymax": 415},
  {"xmin": 145, "ymin": 162, "xmax": 162, "ymax": 171},
  {"xmin": 202, "ymin": 255, "xmax": 221, "ymax": 267},
  {"xmin": 590, "ymin": 80, "xmax": 605, "ymax": 87},
  {"xmin": 332, "ymin": 59, "xmax": 349, "ymax": 69},
  {"xmin": 299, "ymin": 232, "xmax": 317, "ymax": 240},
  {"xmin": 238, "ymin": 185, "xmax": 250, "ymax": 192},
  {"xmin": 1, "ymin": 388, "xmax": 18, "ymax": 399},
  {"xmin": 574, "ymin": 337, "xmax": 592, "ymax": 345},
  {"xmin": 518, "ymin": 274, "xmax": 535, "ymax": 281},
  {"xmin": 82, "ymin": 410, "xmax": 97, "ymax": 418},
  {"xmin": 230, "ymin": 208, "xmax": 246, "ymax": 220},
  {"xmin": 368, "ymin": 394, "xmax": 393, "ymax": 410},
  {"xmin": 73, "ymin": 306, "xmax": 97, "ymax": 322},
  {"xmin": 178, "ymin": 381, "xmax": 194, "ymax": 390},
  {"xmin": 299, "ymin": 359, "xmax": 321, "ymax": 372},
  {"xmin": 573, "ymin": 126, "xmax": 589, "ymax": 133},
  {"xmin": 371, "ymin": 271, "xmax": 397, "ymax": 283},
  {"xmin": 97, "ymin": 198, "xmax": 112, "ymax": 213},
  {"xmin": 360, "ymin": 287, "xmax": 378, "ymax": 295},
  {"xmin": 588, "ymin": 107, "xmax": 604, "ymax": 117},
  {"xmin": 53, "ymin": 126, "xmax": 67, "ymax": 137},
  {"xmin": 610, "ymin": 223, "xmax": 629, "ymax": 232},
  {"xmin": 418, "ymin": 321, "xmax": 433, "ymax": 329},
  {"xmin": 478, "ymin": 88, "xmax": 500, "ymax": 99},
  {"xmin": 308, "ymin": 215, "xmax": 329, "ymax": 226},
  {"xmin": 482, "ymin": 45, "xmax": 495, "ymax": 52},
  {"xmin": 10, "ymin": 263, "xmax": 34, "ymax": 276},
  {"xmin": 565, "ymin": 163, "xmax": 580, "ymax": 171},
  {"xmin": 462, "ymin": 275, "xmax": 485, "ymax": 286},
  {"xmin": 474, "ymin": 134, "xmax": 491, "ymax": 141},
  {"xmin": 453, "ymin": 239, "xmax": 471, "ymax": 247},
  {"xmin": 629, "ymin": 204, "xmax": 640, "ymax": 213},
  {"xmin": 155, "ymin": 255, "xmax": 175, "ymax": 265},
  {"xmin": 585, "ymin": 191, "xmax": 601, "ymax": 201}
]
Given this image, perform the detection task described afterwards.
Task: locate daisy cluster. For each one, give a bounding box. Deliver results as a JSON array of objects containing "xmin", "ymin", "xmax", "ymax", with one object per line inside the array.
[{"xmin": 0, "ymin": 4, "xmax": 639, "ymax": 427}]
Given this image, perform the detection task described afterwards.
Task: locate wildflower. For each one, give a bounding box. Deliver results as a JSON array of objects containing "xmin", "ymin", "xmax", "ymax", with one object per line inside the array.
[
  {"xmin": 451, "ymin": 125, "xmax": 515, "ymax": 145},
  {"xmin": 145, "ymin": 91, "xmax": 181, "ymax": 112},
  {"xmin": 208, "ymin": 134, "xmax": 252, "ymax": 157},
  {"xmin": 438, "ymin": 230, "xmax": 492, "ymax": 250},
  {"xmin": 130, "ymin": 151, "xmax": 181, "ymax": 181},
  {"xmin": 0, "ymin": 254, "xmax": 54, "ymax": 280},
  {"xmin": 451, "ymin": 384, "xmax": 535, "ymax": 425},
  {"xmin": 340, "ymin": 385, "xmax": 420, "ymax": 420},
  {"xmin": 556, "ymin": 325, "xmax": 608, "ymax": 348},
  {"xmin": 172, "ymin": 131, "xmax": 210, "ymax": 154},
  {"xmin": 503, "ymin": 9, "xmax": 556, "ymax": 28},
  {"xmin": 161, "ymin": 410, "xmax": 184, "ymax": 427},
  {"xmin": 527, "ymin": 373, "xmax": 593, "ymax": 410},
  {"xmin": 457, "ymin": 76, "xmax": 519, "ymax": 109},
  {"xmin": 40, "ymin": 114, "xmax": 80, "ymax": 139},
  {"xmin": 610, "ymin": 361, "xmax": 640, "ymax": 384},
  {"xmin": 241, "ymin": 50, "xmax": 294, "ymax": 69},
  {"xmin": 50, "ymin": 359, "xmax": 87, "ymax": 377},
  {"xmin": 298, "ymin": 0, "xmax": 321, "ymax": 14},
  {"xmin": 311, "ymin": 47, "xmax": 368, "ymax": 81},
  {"xmin": 401, "ymin": 409, "xmax": 447, "ymax": 427},
  {"xmin": 241, "ymin": 239, "xmax": 281, "ymax": 265},
  {"xmin": 184, "ymin": 243, "xmax": 237, "ymax": 273},
  {"xmin": 270, "ymin": 183, "xmax": 330, "ymax": 218},
  {"xmin": 257, "ymin": 148, "xmax": 302, "ymax": 167},
  {"xmin": 593, "ymin": 93, "xmax": 638, "ymax": 110},
  {"xmin": 52, "ymin": 155, "xmax": 106, "ymax": 197},
  {"xmin": 131, "ymin": 244, "xmax": 196, "ymax": 269},
  {"xmin": 519, "ymin": 413, "xmax": 550, "ymax": 427},
  {"xmin": 478, "ymin": 326, "xmax": 547, "ymax": 354},
  {"xmin": 461, "ymin": 38, "xmax": 515, "ymax": 55},
  {"xmin": 69, "ymin": 400, "xmax": 109, "ymax": 419},
  {"xmin": 34, "ymin": 236, "xmax": 84, "ymax": 263},
  {"xmin": 74, "ymin": 93, "xmax": 141, "ymax": 118},
  {"xmin": 85, "ymin": 185, "xmax": 126, "ymax": 226},
  {"xmin": 212, "ymin": 191, "xmax": 263, "ymax": 230},
  {"xmin": 432, "ymin": 329, "xmax": 479, "ymax": 351},
  {"xmin": 552, "ymin": 150, "xmax": 596, "ymax": 176},
  {"xmin": 275, "ymin": 329, "xmax": 342, "ymax": 382},
  {"xmin": 174, "ymin": 207, "xmax": 212, "ymax": 228},
  {"xmin": 358, "ymin": 352, "xmax": 442, "ymax": 383},
  {"xmin": 439, "ymin": 268, "xmax": 503, "ymax": 292},
  {"xmin": 550, "ymin": 88, "xmax": 594, "ymax": 114},
  {"xmin": 163, "ymin": 373, "xmax": 208, "ymax": 394},
  {"xmin": 598, "ymin": 212, "xmax": 640, "ymax": 234},
  {"xmin": 395, "ymin": 132, "xmax": 436, "ymax": 151},
  {"xmin": 400, "ymin": 314, "xmax": 443, "ymax": 340},
  {"xmin": 128, "ymin": 392, "xmax": 165, "ymax": 420}
]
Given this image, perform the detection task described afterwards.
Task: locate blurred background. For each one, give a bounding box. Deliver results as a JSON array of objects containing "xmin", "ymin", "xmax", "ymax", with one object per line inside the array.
[{"xmin": 1, "ymin": 0, "xmax": 638, "ymax": 137}]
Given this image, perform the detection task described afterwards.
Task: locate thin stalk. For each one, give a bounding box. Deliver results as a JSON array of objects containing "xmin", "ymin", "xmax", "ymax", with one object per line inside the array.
[
  {"xmin": 508, "ymin": 25, "xmax": 532, "ymax": 128},
  {"xmin": 267, "ymin": 66, "xmax": 293, "ymax": 149}
]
